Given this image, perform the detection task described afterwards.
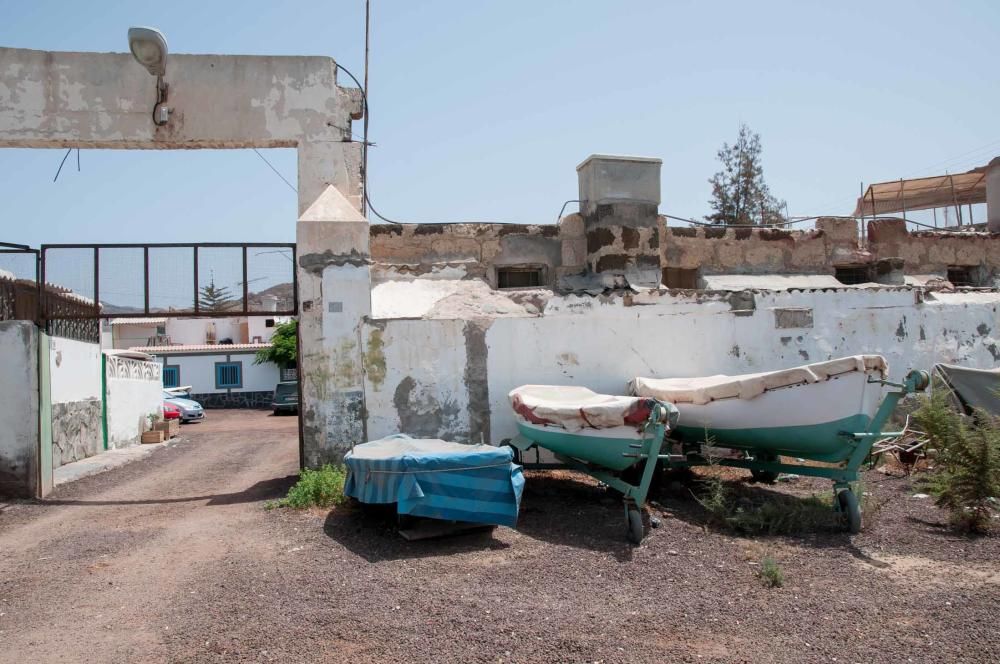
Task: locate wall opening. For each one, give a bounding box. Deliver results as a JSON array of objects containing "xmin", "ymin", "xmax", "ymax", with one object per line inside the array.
[
  {"xmin": 947, "ymin": 266, "xmax": 975, "ymax": 287},
  {"xmin": 497, "ymin": 266, "xmax": 543, "ymax": 289},
  {"xmin": 662, "ymin": 267, "xmax": 700, "ymax": 289},
  {"xmin": 834, "ymin": 265, "xmax": 873, "ymax": 285}
]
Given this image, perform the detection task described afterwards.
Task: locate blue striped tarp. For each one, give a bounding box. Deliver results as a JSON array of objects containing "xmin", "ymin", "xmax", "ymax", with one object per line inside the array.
[{"xmin": 343, "ymin": 435, "xmax": 524, "ymax": 528}]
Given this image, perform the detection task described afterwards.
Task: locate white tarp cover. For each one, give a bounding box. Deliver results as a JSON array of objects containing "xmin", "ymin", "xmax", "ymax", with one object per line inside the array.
[
  {"xmin": 630, "ymin": 355, "xmax": 887, "ymax": 405},
  {"xmin": 509, "ymin": 385, "xmax": 657, "ymax": 432}
]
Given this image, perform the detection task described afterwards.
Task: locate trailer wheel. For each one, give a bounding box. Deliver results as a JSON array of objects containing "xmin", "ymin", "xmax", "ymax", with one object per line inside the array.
[
  {"xmin": 626, "ymin": 507, "xmax": 645, "ymax": 545},
  {"xmin": 837, "ymin": 489, "xmax": 862, "ymax": 534},
  {"xmin": 750, "ymin": 452, "xmax": 779, "ymax": 484},
  {"xmin": 750, "ymin": 469, "xmax": 779, "ymax": 484}
]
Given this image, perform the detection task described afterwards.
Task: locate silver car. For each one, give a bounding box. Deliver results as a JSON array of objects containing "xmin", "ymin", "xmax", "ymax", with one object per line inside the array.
[{"xmin": 163, "ymin": 390, "xmax": 205, "ymax": 423}]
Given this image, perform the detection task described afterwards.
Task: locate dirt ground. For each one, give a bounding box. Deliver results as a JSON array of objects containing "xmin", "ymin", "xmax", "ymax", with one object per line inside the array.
[{"xmin": 0, "ymin": 410, "xmax": 997, "ymax": 663}]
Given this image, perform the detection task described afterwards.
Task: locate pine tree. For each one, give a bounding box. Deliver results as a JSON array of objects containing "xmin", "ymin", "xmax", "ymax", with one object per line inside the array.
[
  {"xmin": 706, "ymin": 123, "xmax": 787, "ymax": 226},
  {"xmin": 198, "ymin": 277, "xmax": 234, "ymax": 312}
]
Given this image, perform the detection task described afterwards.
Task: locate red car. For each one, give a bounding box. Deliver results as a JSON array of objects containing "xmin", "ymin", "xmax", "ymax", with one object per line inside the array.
[{"xmin": 162, "ymin": 402, "xmax": 181, "ymax": 420}]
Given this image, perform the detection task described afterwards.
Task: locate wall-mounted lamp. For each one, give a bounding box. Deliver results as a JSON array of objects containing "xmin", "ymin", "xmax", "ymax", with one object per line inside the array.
[{"xmin": 127, "ymin": 26, "xmax": 170, "ymax": 126}]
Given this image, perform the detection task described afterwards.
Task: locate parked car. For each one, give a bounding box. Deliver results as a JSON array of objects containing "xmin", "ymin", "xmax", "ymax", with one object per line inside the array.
[
  {"xmin": 271, "ymin": 381, "xmax": 298, "ymax": 415},
  {"xmin": 162, "ymin": 402, "xmax": 181, "ymax": 420},
  {"xmin": 163, "ymin": 390, "xmax": 205, "ymax": 423}
]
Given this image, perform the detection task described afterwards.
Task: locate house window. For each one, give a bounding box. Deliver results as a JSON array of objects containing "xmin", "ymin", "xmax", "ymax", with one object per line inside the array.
[
  {"xmin": 834, "ymin": 265, "xmax": 873, "ymax": 285},
  {"xmin": 215, "ymin": 361, "xmax": 243, "ymax": 389},
  {"xmin": 156, "ymin": 325, "xmax": 166, "ymax": 335},
  {"xmin": 662, "ymin": 267, "xmax": 700, "ymax": 289},
  {"xmin": 162, "ymin": 365, "xmax": 180, "ymax": 388},
  {"xmin": 265, "ymin": 318, "xmax": 276, "ymax": 328},
  {"xmin": 281, "ymin": 366, "xmax": 298, "ymax": 382},
  {"xmin": 947, "ymin": 266, "xmax": 974, "ymax": 287},
  {"xmin": 497, "ymin": 267, "xmax": 542, "ymax": 289}
]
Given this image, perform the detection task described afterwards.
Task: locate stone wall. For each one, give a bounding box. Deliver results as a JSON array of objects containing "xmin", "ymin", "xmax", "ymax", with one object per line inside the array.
[
  {"xmin": 50, "ymin": 400, "xmax": 103, "ymax": 467},
  {"xmin": 868, "ymin": 219, "xmax": 1000, "ymax": 284},
  {"xmin": 370, "ymin": 223, "xmax": 561, "ymax": 286},
  {"xmin": 661, "ymin": 217, "xmax": 864, "ymax": 278},
  {"xmin": 194, "ymin": 391, "xmax": 274, "ymax": 409}
]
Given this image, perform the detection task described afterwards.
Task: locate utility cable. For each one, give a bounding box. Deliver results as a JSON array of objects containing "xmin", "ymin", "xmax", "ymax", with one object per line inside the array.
[{"xmin": 252, "ymin": 148, "xmax": 297, "ymax": 193}]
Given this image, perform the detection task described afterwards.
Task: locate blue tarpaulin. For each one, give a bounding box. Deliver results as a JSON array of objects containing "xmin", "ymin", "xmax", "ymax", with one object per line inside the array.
[{"xmin": 343, "ymin": 435, "xmax": 524, "ymax": 527}]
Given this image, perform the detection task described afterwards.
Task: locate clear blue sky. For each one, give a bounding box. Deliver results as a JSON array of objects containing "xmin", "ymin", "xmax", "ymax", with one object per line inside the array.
[{"xmin": 1, "ymin": 0, "xmax": 997, "ymax": 252}]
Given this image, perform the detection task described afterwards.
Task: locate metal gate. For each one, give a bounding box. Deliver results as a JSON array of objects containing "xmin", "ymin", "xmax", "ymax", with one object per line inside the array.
[{"xmin": 38, "ymin": 243, "xmax": 297, "ymax": 323}]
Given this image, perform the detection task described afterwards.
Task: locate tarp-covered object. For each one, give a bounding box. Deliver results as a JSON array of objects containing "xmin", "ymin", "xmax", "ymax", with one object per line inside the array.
[
  {"xmin": 344, "ymin": 435, "xmax": 524, "ymax": 527},
  {"xmin": 631, "ymin": 355, "xmax": 887, "ymax": 405},
  {"xmin": 934, "ymin": 364, "xmax": 1000, "ymax": 417},
  {"xmin": 509, "ymin": 385, "xmax": 674, "ymax": 432}
]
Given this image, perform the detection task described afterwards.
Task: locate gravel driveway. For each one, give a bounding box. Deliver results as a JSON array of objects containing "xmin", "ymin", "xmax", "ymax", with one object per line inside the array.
[{"xmin": 0, "ymin": 410, "xmax": 996, "ymax": 663}]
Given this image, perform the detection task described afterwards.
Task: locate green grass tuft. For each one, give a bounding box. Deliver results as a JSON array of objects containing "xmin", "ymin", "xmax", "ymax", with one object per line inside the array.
[
  {"xmin": 273, "ymin": 464, "xmax": 349, "ymax": 509},
  {"xmin": 757, "ymin": 555, "xmax": 784, "ymax": 588}
]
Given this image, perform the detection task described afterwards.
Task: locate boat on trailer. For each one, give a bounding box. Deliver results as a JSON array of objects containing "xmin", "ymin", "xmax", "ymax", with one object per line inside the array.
[
  {"xmin": 508, "ymin": 385, "xmax": 679, "ymax": 544},
  {"xmin": 630, "ymin": 355, "xmax": 929, "ymax": 532}
]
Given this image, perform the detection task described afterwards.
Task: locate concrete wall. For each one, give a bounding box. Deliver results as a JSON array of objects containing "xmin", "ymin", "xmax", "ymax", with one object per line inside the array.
[
  {"xmin": 361, "ymin": 288, "xmax": 1000, "ymax": 446},
  {"xmin": 0, "ymin": 47, "xmax": 363, "ymax": 212},
  {"xmin": 0, "ymin": 321, "xmax": 38, "ymax": 497},
  {"xmin": 105, "ymin": 354, "xmax": 162, "ymax": 449},
  {"xmin": 154, "ymin": 351, "xmax": 279, "ymax": 408}
]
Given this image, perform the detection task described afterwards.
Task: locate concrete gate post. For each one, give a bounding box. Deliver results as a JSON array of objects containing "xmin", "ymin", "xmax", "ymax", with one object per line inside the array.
[{"xmin": 296, "ymin": 184, "xmax": 371, "ymax": 465}]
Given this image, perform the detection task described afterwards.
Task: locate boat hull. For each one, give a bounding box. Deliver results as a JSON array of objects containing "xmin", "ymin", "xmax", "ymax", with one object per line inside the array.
[
  {"xmin": 514, "ymin": 421, "xmax": 651, "ymax": 472},
  {"xmin": 670, "ymin": 369, "xmax": 884, "ymax": 463}
]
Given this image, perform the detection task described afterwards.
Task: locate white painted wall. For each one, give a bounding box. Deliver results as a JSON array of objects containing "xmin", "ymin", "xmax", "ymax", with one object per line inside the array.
[
  {"xmin": 105, "ymin": 355, "xmax": 162, "ymax": 449},
  {"xmin": 0, "ymin": 322, "xmax": 38, "ymax": 496},
  {"xmin": 364, "ymin": 320, "xmax": 471, "ymax": 441},
  {"xmin": 166, "ymin": 318, "xmax": 244, "ymax": 345},
  {"xmin": 155, "ymin": 352, "xmax": 279, "ymax": 394},
  {"xmin": 248, "ymin": 316, "xmax": 290, "ymax": 344},
  {"xmin": 112, "ymin": 324, "xmax": 159, "ymax": 349},
  {"xmin": 362, "ymin": 289, "xmax": 1000, "ymax": 445},
  {"xmin": 49, "ymin": 336, "xmax": 101, "ymax": 404}
]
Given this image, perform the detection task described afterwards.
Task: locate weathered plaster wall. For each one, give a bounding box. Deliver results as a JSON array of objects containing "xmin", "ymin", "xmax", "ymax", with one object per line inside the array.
[
  {"xmin": 106, "ymin": 354, "xmax": 162, "ymax": 449},
  {"xmin": 370, "ymin": 223, "xmax": 561, "ymax": 286},
  {"xmin": 48, "ymin": 336, "xmax": 102, "ymax": 467},
  {"xmin": 0, "ymin": 321, "xmax": 38, "ymax": 497},
  {"xmin": 0, "ymin": 47, "xmax": 362, "ymax": 211},
  {"xmin": 868, "ymin": 219, "xmax": 1000, "ymax": 284},
  {"xmin": 358, "ymin": 288, "xmax": 1000, "ymax": 445},
  {"xmin": 661, "ymin": 217, "xmax": 864, "ymax": 276}
]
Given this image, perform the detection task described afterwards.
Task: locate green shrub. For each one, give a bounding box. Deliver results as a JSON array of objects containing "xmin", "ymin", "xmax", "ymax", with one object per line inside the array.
[
  {"xmin": 913, "ymin": 390, "xmax": 1000, "ymax": 534},
  {"xmin": 276, "ymin": 464, "xmax": 349, "ymax": 509},
  {"xmin": 757, "ymin": 555, "xmax": 784, "ymax": 588}
]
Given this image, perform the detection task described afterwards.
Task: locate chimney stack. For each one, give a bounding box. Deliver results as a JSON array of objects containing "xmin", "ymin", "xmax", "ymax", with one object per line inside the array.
[{"xmin": 576, "ymin": 155, "xmax": 663, "ymax": 286}]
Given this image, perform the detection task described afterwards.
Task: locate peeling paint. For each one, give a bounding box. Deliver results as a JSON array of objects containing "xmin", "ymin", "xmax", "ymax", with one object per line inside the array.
[
  {"xmin": 363, "ymin": 329, "xmax": 386, "ymax": 390},
  {"xmin": 463, "ymin": 320, "xmax": 492, "ymax": 445}
]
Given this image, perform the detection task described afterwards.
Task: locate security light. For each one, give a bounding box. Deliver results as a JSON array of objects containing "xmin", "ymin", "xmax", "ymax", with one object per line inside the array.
[
  {"xmin": 128, "ymin": 27, "xmax": 168, "ymax": 77},
  {"xmin": 127, "ymin": 26, "xmax": 170, "ymax": 125}
]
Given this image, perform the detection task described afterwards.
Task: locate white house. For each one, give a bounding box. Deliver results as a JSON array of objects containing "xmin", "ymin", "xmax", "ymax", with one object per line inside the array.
[
  {"xmin": 108, "ymin": 312, "xmax": 294, "ymax": 408},
  {"xmin": 141, "ymin": 342, "xmax": 282, "ymax": 409}
]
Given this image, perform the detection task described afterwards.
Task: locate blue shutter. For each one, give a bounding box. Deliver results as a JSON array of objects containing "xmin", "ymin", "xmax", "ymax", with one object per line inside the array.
[
  {"xmin": 162, "ymin": 366, "xmax": 179, "ymax": 388},
  {"xmin": 215, "ymin": 362, "xmax": 242, "ymax": 388}
]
